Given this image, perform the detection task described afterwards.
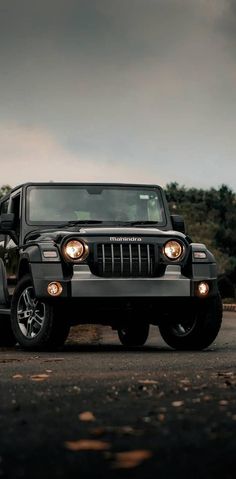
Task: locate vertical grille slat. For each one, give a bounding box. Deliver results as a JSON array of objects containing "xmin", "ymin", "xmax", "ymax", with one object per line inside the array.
[
  {"xmin": 111, "ymin": 244, "xmax": 115, "ymax": 274},
  {"xmin": 120, "ymin": 244, "xmax": 123, "ymax": 275},
  {"xmin": 96, "ymin": 242, "xmax": 156, "ymax": 277},
  {"xmin": 102, "ymin": 244, "xmax": 106, "ymax": 274},
  {"xmin": 147, "ymin": 244, "xmax": 151, "ymax": 275},
  {"xmin": 138, "ymin": 244, "xmax": 142, "ymax": 275},
  {"xmin": 129, "ymin": 244, "xmax": 132, "ymax": 275}
]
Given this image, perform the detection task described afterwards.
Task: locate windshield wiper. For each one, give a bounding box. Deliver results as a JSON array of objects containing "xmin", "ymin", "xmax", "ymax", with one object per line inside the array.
[
  {"xmin": 57, "ymin": 220, "xmax": 103, "ymax": 227},
  {"xmin": 128, "ymin": 220, "xmax": 160, "ymax": 226},
  {"xmin": 57, "ymin": 220, "xmax": 159, "ymax": 228}
]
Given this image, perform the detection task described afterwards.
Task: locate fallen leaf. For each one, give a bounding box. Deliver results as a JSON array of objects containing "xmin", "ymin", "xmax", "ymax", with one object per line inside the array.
[
  {"xmin": 219, "ymin": 400, "xmax": 228, "ymax": 406},
  {"xmin": 79, "ymin": 411, "xmax": 96, "ymax": 422},
  {"xmin": 142, "ymin": 417, "xmax": 151, "ymax": 423},
  {"xmin": 65, "ymin": 440, "xmax": 110, "ymax": 451},
  {"xmin": 158, "ymin": 414, "xmax": 165, "ymax": 422},
  {"xmin": 30, "ymin": 374, "xmax": 49, "ymax": 382},
  {"xmin": 12, "ymin": 374, "xmax": 23, "ymax": 379},
  {"xmin": 172, "ymin": 401, "xmax": 184, "ymax": 408},
  {"xmin": 179, "ymin": 379, "xmax": 191, "ymax": 385},
  {"xmin": 203, "ymin": 395, "xmax": 212, "ymax": 401},
  {"xmin": 73, "ymin": 386, "xmax": 81, "ymax": 392},
  {"xmin": 112, "ymin": 450, "xmax": 152, "ymax": 469}
]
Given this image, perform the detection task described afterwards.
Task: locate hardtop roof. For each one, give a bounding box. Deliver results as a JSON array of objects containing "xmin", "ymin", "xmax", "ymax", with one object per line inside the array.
[{"xmin": 1, "ymin": 182, "xmax": 163, "ymax": 201}]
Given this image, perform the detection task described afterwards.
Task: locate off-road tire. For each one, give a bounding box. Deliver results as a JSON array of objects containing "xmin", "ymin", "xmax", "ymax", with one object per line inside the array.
[
  {"xmin": 159, "ymin": 294, "xmax": 222, "ymax": 350},
  {"xmin": 118, "ymin": 323, "xmax": 149, "ymax": 347},
  {"xmin": 11, "ymin": 275, "xmax": 70, "ymax": 350}
]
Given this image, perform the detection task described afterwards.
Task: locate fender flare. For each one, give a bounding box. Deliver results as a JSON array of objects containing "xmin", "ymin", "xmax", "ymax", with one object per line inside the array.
[
  {"xmin": 0, "ymin": 258, "xmax": 9, "ymax": 306},
  {"xmin": 17, "ymin": 245, "xmax": 42, "ymax": 281}
]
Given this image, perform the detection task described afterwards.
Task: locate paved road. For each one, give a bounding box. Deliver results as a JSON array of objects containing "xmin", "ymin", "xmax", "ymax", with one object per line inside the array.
[{"xmin": 0, "ymin": 312, "xmax": 236, "ymax": 479}]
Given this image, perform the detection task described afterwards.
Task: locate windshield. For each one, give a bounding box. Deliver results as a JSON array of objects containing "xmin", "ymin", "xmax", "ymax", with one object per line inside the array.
[{"xmin": 26, "ymin": 185, "xmax": 166, "ymax": 225}]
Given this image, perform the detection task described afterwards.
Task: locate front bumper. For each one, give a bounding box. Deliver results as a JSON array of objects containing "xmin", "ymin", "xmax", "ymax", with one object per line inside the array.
[
  {"xmin": 31, "ymin": 264, "xmax": 218, "ymax": 299},
  {"xmin": 70, "ymin": 265, "xmax": 190, "ymax": 297}
]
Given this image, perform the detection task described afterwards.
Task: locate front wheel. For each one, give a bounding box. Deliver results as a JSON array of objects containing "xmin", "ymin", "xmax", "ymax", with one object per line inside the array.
[
  {"xmin": 118, "ymin": 324, "xmax": 149, "ymax": 347},
  {"xmin": 159, "ymin": 294, "xmax": 222, "ymax": 350},
  {"xmin": 11, "ymin": 275, "xmax": 70, "ymax": 350}
]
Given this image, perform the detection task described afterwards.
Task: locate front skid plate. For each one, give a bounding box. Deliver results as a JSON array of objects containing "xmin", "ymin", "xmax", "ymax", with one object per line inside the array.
[{"xmin": 70, "ymin": 276, "xmax": 191, "ymax": 298}]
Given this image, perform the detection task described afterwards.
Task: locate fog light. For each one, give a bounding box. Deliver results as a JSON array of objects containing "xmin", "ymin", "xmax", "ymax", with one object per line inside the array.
[
  {"xmin": 47, "ymin": 282, "xmax": 63, "ymax": 296},
  {"xmin": 198, "ymin": 282, "xmax": 209, "ymax": 296}
]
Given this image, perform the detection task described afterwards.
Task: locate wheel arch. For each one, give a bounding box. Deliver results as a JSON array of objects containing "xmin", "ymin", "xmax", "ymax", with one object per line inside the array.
[
  {"xmin": 17, "ymin": 258, "xmax": 32, "ymax": 281},
  {"xmin": 0, "ymin": 258, "xmax": 9, "ymax": 305}
]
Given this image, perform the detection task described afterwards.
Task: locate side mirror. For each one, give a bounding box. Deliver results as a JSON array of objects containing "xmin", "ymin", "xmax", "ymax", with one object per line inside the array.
[
  {"xmin": 170, "ymin": 214, "xmax": 186, "ymax": 234},
  {"xmin": 0, "ymin": 213, "xmax": 15, "ymax": 232}
]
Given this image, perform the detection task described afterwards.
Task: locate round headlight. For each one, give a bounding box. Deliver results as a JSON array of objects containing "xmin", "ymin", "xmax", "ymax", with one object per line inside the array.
[
  {"xmin": 63, "ymin": 240, "xmax": 88, "ymax": 261},
  {"xmin": 164, "ymin": 240, "xmax": 183, "ymax": 260}
]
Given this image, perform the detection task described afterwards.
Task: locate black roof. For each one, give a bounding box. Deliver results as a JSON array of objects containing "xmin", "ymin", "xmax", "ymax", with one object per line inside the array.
[{"xmin": 1, "ymin": 182, "xmax": 162, "ymax": 201}]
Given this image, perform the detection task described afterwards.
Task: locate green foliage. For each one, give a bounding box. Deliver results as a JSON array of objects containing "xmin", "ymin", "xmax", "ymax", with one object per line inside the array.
[
  {"xmin": 0, "ymin": 185, "xmax": 11, "ymax": 199},
  {"xmin": 165, "ymin": 182, "xmax": 236, "ymax": 275}
]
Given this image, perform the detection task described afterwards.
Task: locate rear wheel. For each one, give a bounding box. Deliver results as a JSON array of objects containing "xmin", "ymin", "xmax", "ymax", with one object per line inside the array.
[
  {"xmin": 159, "ymin": 294, "xmax": 222, "ymax": 350},
  {"xmin": 118, "ymin": 324, "xmax": 149, "ymax": 347},
  {"xmin": 11, "ymin": 275, "xmax": 70, "ymax": 350}
]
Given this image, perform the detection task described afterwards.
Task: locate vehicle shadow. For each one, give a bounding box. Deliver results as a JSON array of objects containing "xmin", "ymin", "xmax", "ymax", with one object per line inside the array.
[{"xmin": 63, "ymin": 343, "xmax": 169, "ymax": 353}]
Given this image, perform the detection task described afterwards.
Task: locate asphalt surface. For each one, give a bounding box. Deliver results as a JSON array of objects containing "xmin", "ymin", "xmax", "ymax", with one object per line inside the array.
[{"xmin": 0, "ymin": 312, "xmax": 236, "ymax": 479}]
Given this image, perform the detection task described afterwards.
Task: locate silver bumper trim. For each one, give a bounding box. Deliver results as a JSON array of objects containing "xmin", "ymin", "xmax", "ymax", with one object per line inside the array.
[{"xmin": 71, "ymin": 265, "xmax": 190, "ymax": 298}]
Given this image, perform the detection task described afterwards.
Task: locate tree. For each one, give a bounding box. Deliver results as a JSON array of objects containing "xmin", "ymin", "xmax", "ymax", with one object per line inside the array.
[
  {"xmin": 0, "ymin": 185, "xmax": 11, "ymax": 199},
  {"xmin": 165, "ymin": 183, "xmax": 236, "ymax": 282}
]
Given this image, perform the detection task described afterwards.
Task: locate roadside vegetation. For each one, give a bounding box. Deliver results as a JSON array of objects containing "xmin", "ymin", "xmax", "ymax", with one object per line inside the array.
[{"xmin": 166, "ymin": 183, "xmax": 236, "ymax": 298}]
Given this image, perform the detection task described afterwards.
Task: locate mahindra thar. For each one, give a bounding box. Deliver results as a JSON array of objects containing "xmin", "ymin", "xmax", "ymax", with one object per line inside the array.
[{"xmin": 0, "ymin": 183, "xmax": 222, "ymax": 350}]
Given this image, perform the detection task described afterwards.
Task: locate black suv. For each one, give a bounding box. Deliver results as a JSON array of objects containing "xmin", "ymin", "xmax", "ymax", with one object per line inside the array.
[{"xmin": 0, "ymin": 182, "xmax": 222, "ymax": 350}]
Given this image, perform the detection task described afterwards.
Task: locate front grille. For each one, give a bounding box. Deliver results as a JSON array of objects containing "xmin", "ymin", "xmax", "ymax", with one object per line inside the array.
[{"xmin": 94, "ymin": 243, "xmax": 156, "ymax": 277}]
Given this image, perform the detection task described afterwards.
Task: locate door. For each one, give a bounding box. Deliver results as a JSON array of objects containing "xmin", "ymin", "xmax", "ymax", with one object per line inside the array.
[{"xmin": 4, "ymin": 192, "xmax": 21, "ymax": 295}]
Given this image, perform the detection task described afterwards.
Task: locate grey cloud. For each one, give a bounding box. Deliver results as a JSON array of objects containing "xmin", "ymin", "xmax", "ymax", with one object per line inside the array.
[
  {"xmin": 0, "ymin": 0, "xmax": 205, "ymax": 64},
  {"xmin": 218, "ymin": 0, "xmax": 236, "ymax": 39},
  {"xmin": 0, "ymin": 0, "xmax": 235, "ymax": 189}
]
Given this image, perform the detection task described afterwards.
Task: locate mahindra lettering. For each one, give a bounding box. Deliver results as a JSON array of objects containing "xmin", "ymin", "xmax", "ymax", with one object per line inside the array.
[{"xmin": 0, "ymin": 183, "xmax": 222, "ymax": 350}]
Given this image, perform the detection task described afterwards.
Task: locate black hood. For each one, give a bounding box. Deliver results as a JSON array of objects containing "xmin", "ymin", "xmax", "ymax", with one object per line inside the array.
[{"xmin": 25, "ymin": 225, "xmax": 186, "ymax": 243}]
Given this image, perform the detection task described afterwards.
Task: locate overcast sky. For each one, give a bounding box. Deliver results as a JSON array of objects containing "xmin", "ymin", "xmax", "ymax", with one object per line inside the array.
[{"xmin": 0, "ymin": 0, "xmax": 236, "ymax": 190}]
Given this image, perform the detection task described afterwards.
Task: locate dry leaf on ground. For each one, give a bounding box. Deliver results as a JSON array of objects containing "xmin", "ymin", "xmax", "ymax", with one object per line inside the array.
[
  {"xmin": 79, "ymin": 411, "xmax": 96, "ymax": 422},
  {"xmin": 65, "ymin": 440, "xmax": 111, "ymax": 451},
  {"xmin": 12, "ymin": 374, "xmax": 23, "ymax": 379},
  {"xmin": 219, "ymin": 400, "xmax": 229, "ymax": 406},
  {"xmin": 30, "ymin": 374, "xmax": 49, "ymax": 382},
  {"xmin": 112, "ymin": 450, "xmax": 152, "ymax": 469},
  {"xmin": 172, "ymin": 401, "xmax": 184, "ymax": 407}
]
